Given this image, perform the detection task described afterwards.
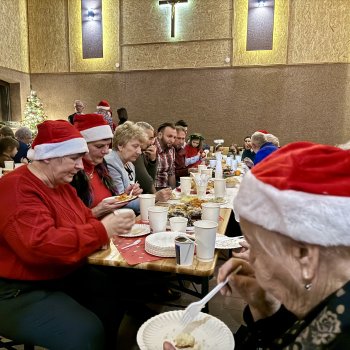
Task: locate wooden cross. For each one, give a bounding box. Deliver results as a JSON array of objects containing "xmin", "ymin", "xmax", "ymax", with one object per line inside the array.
[{"xmin": 159, "ymin": 0, "xmax": 188, "ymax": 37}]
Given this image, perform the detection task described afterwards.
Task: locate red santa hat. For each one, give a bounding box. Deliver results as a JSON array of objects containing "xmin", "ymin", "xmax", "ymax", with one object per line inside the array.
[
  {"xmin": 74, "ymin": 114, "xmax": 113, "ymax": 142},
  {"xmin": 235, "ymin": 141, "xmax": 350, "ymax": 246},
  {"xmin": 96, "ymin": 100, "xmax": 110, "ymax": 111},
  {"xmin": 28, "ymin": 120, "xmax": 88, "ymax": 160},
  {"xmin": 256, "ymin": 129, "xmax": 269, "ymax": 134}
]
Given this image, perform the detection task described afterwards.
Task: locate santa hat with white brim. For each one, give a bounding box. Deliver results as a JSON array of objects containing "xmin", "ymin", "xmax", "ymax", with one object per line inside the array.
[
  {"xmin": 27, "ymin": 120, "xmax": 88, "ymax": 160},
  {"xmin": 96, "ymin": 100, "xmax": 110, "ymax": 111},
  {"xmin": 74, "ymin": 114, "xmax": 113, "ymax": 142},
  {"xmin": 234, "ymin": 141, "xmax": 350, "ymax": 246}
]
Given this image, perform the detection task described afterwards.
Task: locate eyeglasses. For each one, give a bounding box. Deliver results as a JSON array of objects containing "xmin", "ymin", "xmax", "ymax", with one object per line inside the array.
[{"xmin": 124, "ymin": 163, "xmax": 134, "ymax": 181}]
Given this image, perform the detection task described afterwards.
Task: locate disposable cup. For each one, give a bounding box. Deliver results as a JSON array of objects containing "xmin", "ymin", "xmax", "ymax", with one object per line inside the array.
[
  {"xmin": 194, "ymin": 220, "xmax": 218, "ymax": 262},
  {"xmin": 209, "ymin": 159, "xmax": 216, "ymax": 168},
  {"xmin": 200, "ymin": 168, "xmax": 212, "ymax": 177},
  {"xmin": 180, "ymin": 177, "xmax": 192, "ymax": 195},
  {"xmin": 214, "ymin": 178, "xmax": 226, "ymax": 198},
  {"xmin": 198, "ymin": 164, "xmax": 207, "ymax": 172},
  {"xmin": 196, "ymin": 184, "xmax": 207, "ymax": 199},
  {"xmin": 169, "ymin": 216, "xmax": 188, "ymax": 233},
  {"xmin": 14, "ymin": 163, "xmax": 24, "ymax": 169},
  {"xmin": 4, "ymin": 161, "xmax": 14, "ymax": 170},
  {"xmin": 139, "ymin": 194, "xmax": 156, "ymax": 222},
  {"xmin": 201, "ymin": 202, "xmax": 221, "ymax": 223},
  {"xmin": 175, "ymin": 236, "xmax": 195, "ymax": 266},
  {"xmin": 148, "ymin": 206, "xmax": 168, "ymax": 233}
]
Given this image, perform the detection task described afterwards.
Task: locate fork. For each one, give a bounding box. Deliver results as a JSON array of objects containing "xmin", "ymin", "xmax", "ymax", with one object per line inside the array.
[
  {"xmin": 180, "ymin": 265, "xmax": 242, "ymax": 326},
  {"xmin": 120, "ymin": 239, "xmax": 141, "ymax": 250}
]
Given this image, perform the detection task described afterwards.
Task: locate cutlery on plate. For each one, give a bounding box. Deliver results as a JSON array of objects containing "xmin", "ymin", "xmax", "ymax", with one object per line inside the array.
[
  {"xmin": 180, "ymin": 265, "xmax": 242, "ymax": 326},
  {"xmin": 120, "ymin": 239, "xmax": 141, "ymax": 250}
]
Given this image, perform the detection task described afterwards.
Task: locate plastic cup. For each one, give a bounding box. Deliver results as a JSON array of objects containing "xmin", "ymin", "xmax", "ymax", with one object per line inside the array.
[
  {"xmin": 194, "ymin": 220, "xmax": 218, "ymax": 262},
  {"xmin": 198, "ymin": 164, "xmax": 207, "ymax": 172},
  {"xmin": 196, "ymin": 184, "xmax": 207, "ymax": 199},
  {"xmin": 180, "ymin": 177, "xmax": 192, "ymax": 195},
  {"xmin": 14, "ymin": 163, "xmax": 24, "ymax": 169},
  {"xmin": 200, "ymin": 168, "xmax": 212, "ymax": 177},
  {"xmin": 139, "ymin": 194, "xmax": 156, "ymax": 222},
  {"xmin": 175, "ymin": 236, "xmax": 195, "ymax": 266},
  {"xmin": 4, "ymin": 161, "xmax": 14, "ymax": 170},
  {"xmin": 201, "ymin": 202, "xmax": 221, "ymax": 223},
  {"xmin": 214, "ymin": 179, "xmax": 226, "ymax": 198},
  {"xmin": 209, "ymin": 159, "xmax": 216, "ymax": 168},
  {"xmin": 148, "ymin": 206, "xmax": 168, "ymax": 233},
  {"xmin": 169, "ymin": 216, "xmax": 188, "ymax": 232}
]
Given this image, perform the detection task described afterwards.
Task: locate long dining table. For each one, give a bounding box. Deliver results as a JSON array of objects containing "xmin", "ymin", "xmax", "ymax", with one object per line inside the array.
[{"xmin": 88, "ymin": 207, "xmax": 232, "ymax": 312}]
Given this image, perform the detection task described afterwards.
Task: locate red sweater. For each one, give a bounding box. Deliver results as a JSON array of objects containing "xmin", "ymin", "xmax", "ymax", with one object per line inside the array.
[{"xmin": 0, "ymin": 166, "xmax": 109, "ymax": 281}]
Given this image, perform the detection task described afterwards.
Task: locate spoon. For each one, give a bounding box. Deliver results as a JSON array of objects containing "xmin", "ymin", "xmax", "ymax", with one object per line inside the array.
[{"xmin": 120, "ymin": 239, "xmax": 141, "ymax": 250}]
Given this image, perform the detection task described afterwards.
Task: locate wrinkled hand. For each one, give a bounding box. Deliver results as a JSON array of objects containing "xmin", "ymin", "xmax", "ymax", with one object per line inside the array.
[
  {"xmin": 155, "ymin": 188, "xmax": 172, "ymax": 202},
  {"xmin": 232, "ymin": 240, "xmax": 250, "ymax": 261},
  {"xmin": 125, "ymin": 183, "xmax": 143, "ymax": 196},
  {"xmin": 217, "ymin": 258, "xmax": 281, "ymax": 321},
  {"xmin": 244, "ymin": 157, "xmax": 254, "ymax": 169},
  {"xmin": 101, "ymin": 211, "xmax": 136, "ymax": 237},
  {"xmin": 92, "ymin": 199, "xmax": 126, "ymax": 218},
  {"xmin": 144, "ymin": 145, "xmax": 157, "ymax": 162}
]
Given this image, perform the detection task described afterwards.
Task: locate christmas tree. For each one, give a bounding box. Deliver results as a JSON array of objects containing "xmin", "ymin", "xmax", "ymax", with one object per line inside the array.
[{"xmin": 22, "ymin": 90, "xmax": 48, "ymax": 136}]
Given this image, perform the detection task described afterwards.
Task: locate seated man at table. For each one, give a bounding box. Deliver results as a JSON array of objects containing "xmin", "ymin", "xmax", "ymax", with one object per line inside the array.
[{"xmin": 174, "ymin": 125, "xmax": 188, "ymax": 184}]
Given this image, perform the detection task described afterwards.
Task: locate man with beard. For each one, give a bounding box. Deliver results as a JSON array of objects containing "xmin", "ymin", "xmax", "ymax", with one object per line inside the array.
[
  {"xmin": 174, "ymin": 125, "xmax": 188, "ymax": 184},
  {"xmin": 155, "ymin": 122, "xmax": 177, "ymax": 190}
]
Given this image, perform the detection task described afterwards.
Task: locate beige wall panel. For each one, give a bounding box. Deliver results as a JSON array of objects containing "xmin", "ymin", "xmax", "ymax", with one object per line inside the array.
[
  {"xmin": 288, "ymin": 0, "xmax": 350, "ymax": 64},
  {"xmin": 0, "ymin": 0, "xmax": 29, "ymax": 72},
  {"xmin": 123, "ymin": 40, "xmax": 231, "ymax": 70},
  {"xmin": 27, "ymin": 0, "xmax": 69, "ymax": 73},
  {"xmin": 30, "ymin": 63, "xmax": 350, "ymax": 146},
  {"xmin": 69, "ymin": 0, "xmax": 119, "ymax": 72},
  {"xmin": 233, "ymin": 0, "xmax": 289, "ymax": 66},
  {"xmin": 122, "ymin": 0, "xmax": 231, "ymax": 44}
]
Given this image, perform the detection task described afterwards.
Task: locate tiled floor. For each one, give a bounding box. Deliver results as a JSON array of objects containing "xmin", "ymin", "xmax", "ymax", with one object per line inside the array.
[{"xmin": 0, "ymin": 259, "xmax": 245, "ymax": 350}]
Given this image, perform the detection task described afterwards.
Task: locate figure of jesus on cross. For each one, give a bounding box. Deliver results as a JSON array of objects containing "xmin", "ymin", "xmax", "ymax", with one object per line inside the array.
[{"xmin": 159, "ymin": 0, "xmax": 188, "ymax": 38}]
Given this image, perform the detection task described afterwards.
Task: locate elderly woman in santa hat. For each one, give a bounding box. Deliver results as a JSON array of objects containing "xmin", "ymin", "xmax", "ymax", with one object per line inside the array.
[
  {"xmin": 0, "ymin": 120, "xmax": 135, "ymax": 350},
  {"xmin": 217, "ymin": 141, "xmax": 350, "ymax": 349}
]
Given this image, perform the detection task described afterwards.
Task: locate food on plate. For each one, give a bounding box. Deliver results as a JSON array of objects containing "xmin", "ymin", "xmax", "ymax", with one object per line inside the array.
[
  {"xmin": 115, "ymin": 193, "xmax": 131, "ymax": 201},
  {"xmin": 174, "ymin": 332, "xmax": 195, "ymax": 348},
  {"xmin": 225, "ymin": 176, "xmax": 239, "ymax": 188},
  {"xmin": 180, "ymin": 197, "xmax": 206, "ymax": 207}
]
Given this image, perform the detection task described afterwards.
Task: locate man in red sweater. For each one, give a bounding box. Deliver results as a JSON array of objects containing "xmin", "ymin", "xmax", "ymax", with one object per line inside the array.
[{"xmin": 0, "ymin": 120, "xmax": 135, "ymax": 350}]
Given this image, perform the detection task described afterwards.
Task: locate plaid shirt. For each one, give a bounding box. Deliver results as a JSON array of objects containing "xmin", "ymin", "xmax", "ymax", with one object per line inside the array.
[{"xmin": 155, "ymin": 138, "xmax": 175, "ymax": 188}]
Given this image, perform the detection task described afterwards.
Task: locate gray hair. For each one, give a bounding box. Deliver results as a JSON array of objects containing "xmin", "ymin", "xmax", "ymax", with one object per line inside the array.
[
  {"xmin": 136, "ymin": 121, "xmax": 154, "ymax": 132},
  {"xmin": 265, "ymin": 134, "xmax": 280, "ymax": 147},
  {"xmin": 15, "ymin": 127, "xmax": 32, "ymax": 141},
  {"xmin": 251, "ymin": 132, "xmax": 267, "ymax": 148}
]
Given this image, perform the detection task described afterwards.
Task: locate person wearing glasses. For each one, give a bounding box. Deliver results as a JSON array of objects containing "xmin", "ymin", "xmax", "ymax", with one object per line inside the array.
[{"xmin": 105, "ymin": 121, "xmax": 144, "ymax": 214}]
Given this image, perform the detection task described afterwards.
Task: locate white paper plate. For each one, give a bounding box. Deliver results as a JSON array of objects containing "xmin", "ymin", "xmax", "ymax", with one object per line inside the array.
[
  {"xmin": 102, "ymin": 195, "xmax": 137, "ymax": 204},
  {"xmin": 119, "ymin": 224, "xmax": 150, "ymax": 238},
  {"xmin": 215, "ymin": 235, "xmax": 244, "ymax": 249},
  {"xmin": 137, "ymin": 310, "xmax": 234, "ymax": 350},
  {"xmin": 145, "ymin": 232, "xmax": 188, "ymax": 257}
]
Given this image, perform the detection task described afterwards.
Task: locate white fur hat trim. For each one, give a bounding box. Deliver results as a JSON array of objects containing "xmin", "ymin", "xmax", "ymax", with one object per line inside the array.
[
  {"xmin": 80, "ymin": 125, "xmax": 113, "ymax": 142},
  {"xmin": 234, "ymin": 171, "xmax": 350, "ymax": 246}
]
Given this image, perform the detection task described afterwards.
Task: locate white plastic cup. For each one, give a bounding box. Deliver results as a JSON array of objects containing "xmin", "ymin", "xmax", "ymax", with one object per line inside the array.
[
  {"xmin": 175, "ymin": 236, "xmax": 195, "ymax": 266},
  {"xmin": 0, "ymin": 168, "xmax": 2, "ymax": 177},
  {"xmin": 194, "ymin": 220, "xmax": 218, "ymax": 262},
  {"xmin": 231, "ymin": 159, "xmax": 238, "ymax": 171},
  {"xmin": 214, "ymin": 178, "xmax": 226, "ymax": 198},
  {"xmin": 201, "ymin": 168, "xmax": 212, "ymax": 177},
  {"xmin": 139, "ymin": 194, "xmax": 156, "ymax": 222},
  {"xmin": 209, "ymin": 159, "xmax": 216, "ymax": 168},
  {"xmin": 148, "ymin": 206, "xmax": 168, "ymax": 233},
  {"xmin": 198, "ymin": 164, "xmax": 207, "ymax": 172},
  {"xmin": 14, "ymin": 163, "xmax": 24, "ymax": 169},
  {"xmin": 196, "ymin": 184, "xmax": 207, "ymax": 199},
  {"xmin": 169, "ymin": 216, "xmax": 188, "ymax": 232},
  {"xmin": 4, "ymin": 161, "xmax": 14, "ymax": 170},
  {"xmin": 201, "ymin": 202, "xmax": 221, "ymax": 223},
  {"xmin": 180, "ymin": 177, "xmax": 192, "ymax": 195}
]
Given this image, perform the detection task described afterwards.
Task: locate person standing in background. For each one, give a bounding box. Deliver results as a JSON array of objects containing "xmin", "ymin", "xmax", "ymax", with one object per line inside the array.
[
  {"xmin": 174, "ymin": 125, "xmax": 188, "ymax": 183},
  {"xmin": 96, "ymin": 100, "xmax": 115, "ymax": 132},
  {"xmin": 67, "ymin": 100, "xmax": 85, "ymax": 124},
  {"xmin": 14, "ymin": 127, "xmax": 33, "ymax": 163}
]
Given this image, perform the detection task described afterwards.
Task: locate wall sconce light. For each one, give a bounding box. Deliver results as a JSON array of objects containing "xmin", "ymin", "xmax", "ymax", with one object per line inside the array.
[
  {"xmin": 87, "ymin": 8, "xmax": 95, "ymax": 20},
  {"xmin": 258, "ymin": 0, "xmax": 265, "ymax": 7}
]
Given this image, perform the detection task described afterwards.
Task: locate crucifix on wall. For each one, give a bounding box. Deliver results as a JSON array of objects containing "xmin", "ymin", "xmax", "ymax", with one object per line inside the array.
[{"xmin": 159, "ymin": 0, "xmax": 188, "ymax": 37}]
